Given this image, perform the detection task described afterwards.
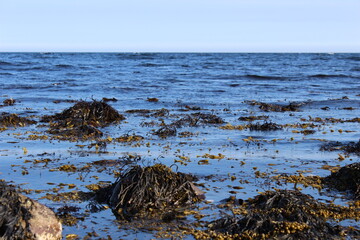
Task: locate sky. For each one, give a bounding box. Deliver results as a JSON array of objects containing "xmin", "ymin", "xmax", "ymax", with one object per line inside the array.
[{"xmin": 0, "ymin": 0, "xmax": 359, "ymax": 52}]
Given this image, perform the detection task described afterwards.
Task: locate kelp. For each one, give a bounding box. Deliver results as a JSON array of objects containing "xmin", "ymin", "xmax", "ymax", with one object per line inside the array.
[
  {"xmin": 323, "ymin": 162, "xmax": 360, "ymax": 199},
  {"xmin": 41, "ymin": 100, "xmax": 124, "ymax": 140},
  {"xmin": 320, "ymin": 140, "xmax": 360, "ymax": 155},
  {"xmin": 3, "ymin": 99, "xmax": 16, "ymax": 106},
  {"xmin": 125, "ymin": 108, "xmax": 169, "ymax": 117},
  {"xmin": 172, "ymin": 113, "xmax": 224, "ymax": 128},
  {"xmin": 95, "ymin": 164, "xmax": 203, "ymax": 220},
  {"xmin": 247, "ymin": 100, "xmax": 302, "ymax": 112},
  {"xmin": 48, "ymin": 125, "xmax": 103, "ymax": 140},
  {"xmin": 154, "ymin": 125, "xmax": 177, "ymax": 138},
  {"xmin": 0, "ymin": 181, "xmax": 35, "ymax": 239},
  {"xmin": 0, "ymin": 113, "xmax": 36, "ymax": 128},
  {"xmin": 42, "ymin": 100, "xmax": 125, "ymax": 127},
  {"xmin": 248, "ymin": 122, "xmax": 283, "ymax": 131},
  {"xmin": 238, "ymin": 116, "xmax": 269, "ymax": 121},
  {"xmin": 209, "ymin": 190, "xmax": 356, "ymax": 239}
]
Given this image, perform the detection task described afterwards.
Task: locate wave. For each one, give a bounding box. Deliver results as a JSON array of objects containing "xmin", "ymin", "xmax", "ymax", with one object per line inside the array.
[
  {"xmin": 0, "ymin": 72, "xmax": 13, "ymax": 76},
  {"xmin": 309, "ymin": 74, "xmax": 355, "ymax": 79},
  {"xmin": 206, "ymin": 74, "xmax": 287, "ymax": 81},
  {"xmin": 138, "ymin": 63, "xmax": 164, "ymax": 67},
  {"xmin": 345, "ymin": 56, "xmax": 360, "ymax": 61},
  {"xmin": 55, "ymin": 64, "xmax": 73, "ymax": 68},
  {"xmin": 245, "ymin": 74, "xmax": 286, "ymax": 80},
  {"xmin": 0, "ymin": 61, "xmax": 13, "ymax": 66}
]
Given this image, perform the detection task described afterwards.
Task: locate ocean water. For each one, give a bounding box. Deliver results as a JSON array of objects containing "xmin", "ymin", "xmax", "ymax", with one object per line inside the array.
[{"xmin": 1, "ymin": 53, "xmax": 360, "ymax": 239}]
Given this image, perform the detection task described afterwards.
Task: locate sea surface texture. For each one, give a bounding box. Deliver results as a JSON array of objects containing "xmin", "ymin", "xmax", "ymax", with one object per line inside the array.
[{"xmin": 0, "ymin": 53, "xmax": 360, "ymax": 239}]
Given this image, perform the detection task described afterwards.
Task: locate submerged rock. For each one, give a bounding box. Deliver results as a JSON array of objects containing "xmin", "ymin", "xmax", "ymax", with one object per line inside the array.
[
  {"xmin": 0, "ymin": 181, "xmax": 62, "ymax": 240},
  {"xmin": 324, "ymin": 162, "xmax": 360, "ymax": 199},
  {"xmin": 95, "ymin": 164, "xmax": 204, "ymax": 220}
]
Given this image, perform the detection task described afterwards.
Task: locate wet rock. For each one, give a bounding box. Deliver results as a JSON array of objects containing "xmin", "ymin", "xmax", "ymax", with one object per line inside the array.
[
  {"xmin": 324, "ymin": 162, "xmax": 360, "ymax": 199},
  {"xmin": 0, "ymin": 181, "xmax": 62, "ymax": 240},
  {"xmin": 95, "ymin": 164, "xmax": 204, "ymax": 220},
  {"xmin": 210, "ymin": 190, "xmax": 348, "ymax": 240}
]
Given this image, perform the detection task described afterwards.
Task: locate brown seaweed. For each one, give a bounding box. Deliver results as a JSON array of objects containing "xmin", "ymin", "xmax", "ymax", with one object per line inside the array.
[
  {"xmin": 3, "ymin": 98, "xmax": 16, "ymax": 106},
  {"xmin": 0, "ymin": 113, "xmax": 37, "ymax": 128},
  {"xmin": 320, "ymin": 140, "xmax": 360, "ymax": 155},
  {"xmin": 238, "ymin": 115, "xmax": 269, "ymax": 121},
  {"xmin": 247, "ymin": 100, "xmax": 302, "ymax": 112},
  {"xmin": 323, "ymin": 162, "xmax": 360, "ymax": 199},
  {"xmin": 42, "ymin": 100, "xmax": 124, "ymax": 127},
  {"xmin": 0, "ymin": 181, "xmax": 35, "ymax": 239},
  {"xmin": 209, "ymin": 190, "xmax": 353, "ymax": 239},
  {"xmin": 172, "ymin": 113, "xmax": 223, "ymax": 128},
  {"xmin": 248, "ymin": 122, "xmax": 283, "ymax": 131},
  {"xmin": 41, "ymin": 100, "xmax": 124, "ymax": 140},
  {"xmin": 154, "ymin": 125, "xmax": 177, "ymax": 138},
  {"xmin": 96, "ymin": 164, "xmax": 202, "ymax": 220}
]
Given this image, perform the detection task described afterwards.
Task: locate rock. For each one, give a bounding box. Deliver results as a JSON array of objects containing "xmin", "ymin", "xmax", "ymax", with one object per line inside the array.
[{"xmin": 0, "ymin": 182, "xmax": 62, "ymax": 240}]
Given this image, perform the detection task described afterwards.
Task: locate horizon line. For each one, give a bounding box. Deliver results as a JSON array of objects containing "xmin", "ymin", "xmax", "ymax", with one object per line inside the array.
[{"xmin": 1, "ymin": 51, "xmax": 360, "ymax": 54}]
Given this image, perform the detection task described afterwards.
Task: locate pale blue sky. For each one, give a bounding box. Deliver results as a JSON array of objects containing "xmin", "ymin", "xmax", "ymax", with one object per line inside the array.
[{"xmin": 1, "ymin": 0, "xmax": 359, "ymax": 52}]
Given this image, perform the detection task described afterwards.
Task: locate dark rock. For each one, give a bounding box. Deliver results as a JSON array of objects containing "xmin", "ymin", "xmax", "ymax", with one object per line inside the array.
[{"xmin": 0, "ymin": 181, "xmax": 62, "ymax": 240}]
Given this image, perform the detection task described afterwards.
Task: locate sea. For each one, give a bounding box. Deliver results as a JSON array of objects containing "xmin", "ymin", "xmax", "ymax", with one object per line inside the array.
[{"xmin": 0, "ymin": 53, "xmax": 360, "ymax": 239}]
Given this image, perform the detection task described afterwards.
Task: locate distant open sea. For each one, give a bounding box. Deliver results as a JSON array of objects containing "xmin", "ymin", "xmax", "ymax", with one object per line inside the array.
[{"xmin": 1, "ymin": 53, "xmax": 360, "ymax": 112}]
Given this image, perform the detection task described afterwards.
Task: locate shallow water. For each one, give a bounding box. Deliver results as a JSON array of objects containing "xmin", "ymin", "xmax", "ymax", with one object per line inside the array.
[{"xmin": 1, "ymin": 53, "xmax": 360, "ymax": 239}]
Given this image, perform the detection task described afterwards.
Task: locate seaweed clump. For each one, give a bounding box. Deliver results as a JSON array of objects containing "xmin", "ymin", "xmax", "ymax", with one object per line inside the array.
[
  {"xmin": 96, "ymin": 164, "xmax": 203, "ymax": 220},
  {"xmin": 320, "ymin": 140, "xmax": 360, "ymax": 155},
  {"xmin": 172, "ymin": 113, "xmax": 224, "ymax": 128},
  {"xmin": 0, "ymin": 181, "xmax": 34, "ymax": 239},
  {"xmin": 41, "ymin": 100, "xmax": 124, "ymax": 140},
  {"xmin": 154, "ymin": 125, "xmax": 177, "ymax": 138},
  {"xmin": 42, "ymin": 100, "xmax": 124, "ymax": 127},
  {"xmin": 238, "ymin": 115, "xmax": 269, "ymax": 121},
  {"xmin": 247, "ymin": 100, "xmax": 302, "ymax": 112},
  {"xmin": 323, "ymin": 162, "xmax": 360, "ymax": 199},
  {"xmin": 3, "ymin": 98, "xmax": 16, "ymax": 106},
  {"xmin": 249, "ymin": 122, "xmax": 283, "ymax": 131},
  {"xmin": 209, "ymin": 190, "xmax": 349, "ymax": 240},
  {"xmin": 0, "ymin": 113, "xmax": 36, "ymax": 128}
]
